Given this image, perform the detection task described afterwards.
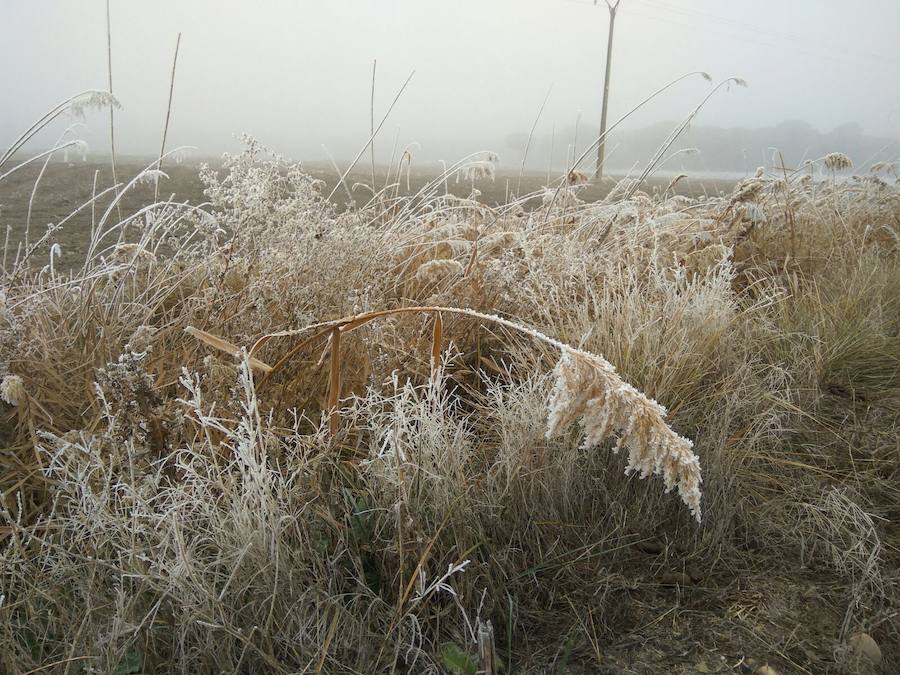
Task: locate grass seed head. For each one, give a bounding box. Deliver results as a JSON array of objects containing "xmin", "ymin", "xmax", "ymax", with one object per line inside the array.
[{"xmin": 1, "ymin": 374, "xmax": 26, "ymax": 407}]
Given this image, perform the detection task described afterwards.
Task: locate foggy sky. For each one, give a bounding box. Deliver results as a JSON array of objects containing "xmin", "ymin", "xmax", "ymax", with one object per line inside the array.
[{"xmin": 2, "ymin": 0, "xmax": 899, "ymax": 166}]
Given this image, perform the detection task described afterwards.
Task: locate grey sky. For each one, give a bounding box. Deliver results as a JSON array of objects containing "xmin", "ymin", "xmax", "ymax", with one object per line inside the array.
[{"xmin": 2, "ymin": 0, "xmax": 899, "ymax": 164}]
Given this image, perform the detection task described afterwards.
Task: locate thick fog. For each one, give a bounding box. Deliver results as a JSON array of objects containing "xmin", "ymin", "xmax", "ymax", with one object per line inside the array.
[{"xmin": 2, "ymin": 0, "xmax": 898, "ymax": 170}]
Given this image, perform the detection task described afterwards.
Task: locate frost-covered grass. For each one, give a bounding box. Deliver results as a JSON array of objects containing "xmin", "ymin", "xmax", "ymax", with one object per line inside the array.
[{"xmin": 0, "ymin": 120, "xmax": 898, "ymax": 672}]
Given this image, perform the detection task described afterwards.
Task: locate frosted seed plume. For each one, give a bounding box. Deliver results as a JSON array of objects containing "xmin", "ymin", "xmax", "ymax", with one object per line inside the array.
[
  {"xmin": 824, "ymin": 152, "xmax": 853, "ymax": 172},
  {"xmin": 743, "ymin": 203, "xmax": 767, "ymax": 225},
  {"xmin": 546, "ymin": 349, "xmax": 702, "ymax": 521},
  {"xmin": 136, "ymin": 169, "xmax": 169, "ymax": 186},
  {"xmin": 62, "ymin": 140, "xmax": 89, "ymax": 163},
  {"xmin": 128, "ymin": 325, "xmax": 156, "ymax": 354},
  {"xmin": 415, "ymin": 259, "xmax": 464, "ymax": 284},
  {"xmin": 68, "ymin": 90, "xmax": 121, "ymax": 118},
  {"xmin": 1, "ymin": 375, "xmax": 26, "ymax": 407},
  {"xmin": 460, "ymin": 161, "xmax": 497, "ymax": 182}
]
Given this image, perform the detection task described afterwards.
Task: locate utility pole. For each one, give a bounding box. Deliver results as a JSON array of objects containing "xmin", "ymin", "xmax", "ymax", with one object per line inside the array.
[{"xmin": 595, "ymin": 0, "xmax": 621, "ymax": 179}]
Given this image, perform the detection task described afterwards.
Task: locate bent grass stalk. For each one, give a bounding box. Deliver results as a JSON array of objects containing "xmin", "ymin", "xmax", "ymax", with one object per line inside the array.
[
  {"xmin": 623, "ymin": 76, "xmax": 748, "ymax": 200},
  {"xmin": 517, "ymin": 85, "xmax": 553, "ymax": 197},
  {"xmin": 542, "ymin": 70, "xmax": 713, "ymax": 217},
  {"xmin": 0, "ymin": 90, "xmax": 119, "ymax": 172},
  {"xmin": 187, "ymin": 304, "xmax": 703, "ymax": 520}
]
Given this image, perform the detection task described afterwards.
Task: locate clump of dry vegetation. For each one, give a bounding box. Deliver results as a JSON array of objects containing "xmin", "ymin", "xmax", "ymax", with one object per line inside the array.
[{"xmin": 0, "ymin": 105, "xmax": 898, "ymax": 672}]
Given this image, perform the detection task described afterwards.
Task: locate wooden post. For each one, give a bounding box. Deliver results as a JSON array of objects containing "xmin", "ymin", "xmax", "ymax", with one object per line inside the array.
[
  {"xmin": 595, "ymin": 0, "xmax": 621, "ymax": 179},
  {"xmin": 478, "ymin": 620, "xmax": 497, "ymax": 675}
]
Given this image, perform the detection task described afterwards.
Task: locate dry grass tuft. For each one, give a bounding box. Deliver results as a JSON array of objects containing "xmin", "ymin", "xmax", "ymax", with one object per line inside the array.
[{"xmin": 1, "ymin": 129, "xmax": 898, "ymax": 672}]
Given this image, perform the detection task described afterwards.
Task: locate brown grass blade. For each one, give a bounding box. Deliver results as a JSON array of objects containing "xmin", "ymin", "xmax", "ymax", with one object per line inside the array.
[
  {"xmin": 431, "ymin": 311, "xmax": 443, "ymax": 372},
  {"xmin": 185, "ymin": 326, "xmax": 273, "ymax": 373},
  {"xmin": 327, "ymin": 327, "xmax": 342, "ymax": 436},
  {"xmin": 339, "ymin": 315, "xmax": 379, "ymax": 332},
  {"xmin": 479, "ymin": 355, "xmax": 504, "ymax": 374}
]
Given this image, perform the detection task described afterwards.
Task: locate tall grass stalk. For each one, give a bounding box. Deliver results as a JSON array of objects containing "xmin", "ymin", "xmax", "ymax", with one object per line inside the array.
[
  {"xmin": 106, "ymin": 0, "xmax": 123, "ymax": 222},
  {"xmin": 155, "ymin": 32, "xmax": 181, "ymax": 202}
]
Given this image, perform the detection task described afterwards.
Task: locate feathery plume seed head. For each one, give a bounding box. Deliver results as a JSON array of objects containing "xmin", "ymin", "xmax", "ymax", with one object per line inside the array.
[
  {"xmin": 665, "ymin": 173, "xmax": 688, "ymax": 194},
  {"xmin": 109, "ymin": 243, "xmax": 157, "ymax": 269},
  {"xmin": 68, "ymin": 90, "xmax": 121, "ymax": 118},
  {"xmin": 63, "ymin": 140, "xmax": 89, "ymax": 163},
  {"xmin": 128, "ymin": 325, "xmax": 156, "ymax": 354},
  {"xmin": 683, "ymin": 243, "xmax": 732, "ymax": 275},
  {"xmin": 428, "ymin": 240, "xmax": 470, "ymax": 260},
  {"xmin": 729, "ymin": 177, "xmax": 764, "ymax": 206},
  {"xmin": 415, "ymin": 258, "xmax": 464, "ymax": 284},
  {"xmin": 1, "ymin": 375, "xmax": 26, "ymax": 407},
  {"xmin": 824, "ymin": 152, "xmax": 853, "ymax": 172},
  {"xmin": 136, "ymin": 169, "xmax": 169, "ymax": 186},
  {"xmin": 567, "ymin": 169, "xmax": 590, "ymax": 186},
  {"xmin": 171, "ymin": 148, "xmax": 189, "ymax": 165},
  {"xmin": 743, "ymin": 203, "xmax": 767, "ymax": 225},
  {"xmin": 481, "ymin": 230, "xmax": 522, "ymax": 254},
  {"xmin": 546, "ymin": 349, "xmax": 703, "ymax": 521},
  {"xmin": 459, "ymin": 152, "xmax": 499, "ymax": 182},
  {"xmin": 460, "ymin": 161, "xmax": 497, "ymax": 182}
]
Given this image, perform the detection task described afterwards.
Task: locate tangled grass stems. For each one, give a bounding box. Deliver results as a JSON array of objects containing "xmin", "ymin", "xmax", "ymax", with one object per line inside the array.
[
  {"xmin": 1, "ymin": 121, "xmax": 897, "ymax": 671},
  {"xmin": 191, "ymin": 304, "xmax": 702, "ymax": 519}
]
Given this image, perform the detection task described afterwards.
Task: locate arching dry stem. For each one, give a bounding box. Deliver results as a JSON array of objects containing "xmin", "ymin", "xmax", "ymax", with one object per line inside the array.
[{"xmin": 186, "ymin": 304, "xmax": 703, "ymax": 520}]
